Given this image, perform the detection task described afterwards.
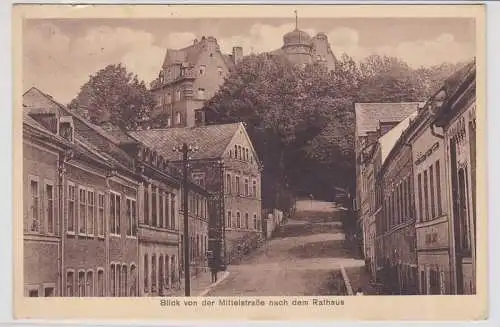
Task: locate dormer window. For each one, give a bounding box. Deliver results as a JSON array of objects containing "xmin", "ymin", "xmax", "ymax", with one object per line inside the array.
[{"xmin": 59, "ymin": 116, "xmax": 74, "ymax": 142}]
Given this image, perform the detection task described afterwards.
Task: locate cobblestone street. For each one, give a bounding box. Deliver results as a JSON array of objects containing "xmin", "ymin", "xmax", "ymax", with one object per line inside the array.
[{"xmin": 205, "ymin": 200, "xmax": 366, "ymax": 296}]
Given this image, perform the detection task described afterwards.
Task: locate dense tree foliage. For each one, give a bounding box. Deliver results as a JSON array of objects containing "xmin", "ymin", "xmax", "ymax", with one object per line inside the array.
[
  {"xmin": 68, "ymin": 64, "xmax": 155, "ymax": 130},
  {"xmin": 203, "ymin": 52, "xmax": 466, "ymax": 209}
]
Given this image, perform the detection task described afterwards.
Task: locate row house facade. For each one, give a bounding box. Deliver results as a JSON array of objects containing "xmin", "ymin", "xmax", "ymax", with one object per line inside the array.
[
  {"xmin": 432, "ymin": 60, "xmax": 477, "ymax": 295},
  {"xmin": 22, "ymin": 87, "xmax": 211, "ymax": 297},
  {"xmin": 129, "ymin": 122, "xmax": 263, "ymax": 267},
  {"xmin": 356, "ymin": 59, "xmax": 477, "ymax": 295}
]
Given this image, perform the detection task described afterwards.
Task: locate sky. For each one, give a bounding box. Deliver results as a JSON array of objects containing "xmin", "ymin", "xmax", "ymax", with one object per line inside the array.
[{"xmin": 22, "ymin": 17, "xmax": 476, "ymax": 104}]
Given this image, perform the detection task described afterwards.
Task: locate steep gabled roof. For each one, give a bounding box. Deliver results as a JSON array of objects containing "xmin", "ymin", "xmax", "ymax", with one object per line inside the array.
[
  {"xmin": 355, "ymin": 102, "xmax": 425, "ymax": 137},
  {"xmin": 129, "ymin": 123, "xmax": 241, "ymax": 161},
  {"xmin": 23, "ymin": 87, "xmax": 65, "ymax": 115},
  {"xmin": 162, "ymin": 43, "xmax": 204, "ymax": 69},
  {"xmin": 379, "ymin": 110, "xmax": 418, "ymax": 166}
]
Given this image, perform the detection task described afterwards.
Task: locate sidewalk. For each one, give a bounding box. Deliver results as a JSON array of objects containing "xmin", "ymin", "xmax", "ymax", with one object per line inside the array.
[
  {"xmin": 172, "ymin": 270, "xmax": 230, "ymax": 296},
  {"xmin": 342, "ymin": 266, "xmax": 381, "ymax": 295}
]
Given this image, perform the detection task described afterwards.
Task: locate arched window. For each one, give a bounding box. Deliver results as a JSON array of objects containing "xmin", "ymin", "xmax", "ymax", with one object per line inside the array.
[
  {"xmin": 171, "ymin": 256, "xmax": 176, "ymax": 285},
  {"xmin": 86, "ymin": 270, "xmax": 94, "ymax": 297},
  {"xmin": 245, "ymin": 213, "xmax": 249, "ymax": 229},
  {"xmin": 122, "ymin": 265, "xmax": 127, "ymax": 297},
  {"xmin": 175, "ymin": 112, "xmax": 181, "ymax": 124}
]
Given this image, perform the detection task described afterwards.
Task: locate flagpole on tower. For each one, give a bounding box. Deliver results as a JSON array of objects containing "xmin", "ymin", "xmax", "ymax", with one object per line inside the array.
[{"xmin": 294, "ymin": 10, "xmax": 298, "ymax": 30}]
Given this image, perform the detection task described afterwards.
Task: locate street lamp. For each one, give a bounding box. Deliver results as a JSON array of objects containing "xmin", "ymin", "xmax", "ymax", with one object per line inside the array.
[{"xmin": 173, "ymin": 143, "xmax": 198, "ymax": 296}]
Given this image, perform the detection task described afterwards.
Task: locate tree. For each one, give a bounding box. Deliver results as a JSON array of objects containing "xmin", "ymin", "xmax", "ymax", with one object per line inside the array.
[
  {"xmin": 68, "ymin": 64, "xmax": 155, "ymax": 130},
  {"xmin": 204, "ymin": 51, "xmax": 466, "ymax": 205}
]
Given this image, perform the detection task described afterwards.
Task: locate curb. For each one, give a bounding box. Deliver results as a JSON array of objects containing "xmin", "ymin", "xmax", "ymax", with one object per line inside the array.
[
  {"xmin": 197, "ymin": 271, "xmax": 231, "ymax": 296},
  {"xmin": 340, "ymin": 265, "xmax": 354, "ymax": 295}
]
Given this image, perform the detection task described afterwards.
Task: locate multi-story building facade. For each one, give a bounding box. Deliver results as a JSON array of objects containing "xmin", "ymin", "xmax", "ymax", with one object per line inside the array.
[
  {"xmin": 354, "ymin": 102, "xmax": 423, "ymax": 262},
  {"xmin": 406, "ymin": 105, "xmax": 451, "ymax": 295},
  {"xmin": 129, "ymin": 122, "xmax": 263, "ymax": 266},
  {"xmin": 22, "ymin": 87, "xmax": 212, "ymax": 297},
  {"xmin": 432, "ymin": 59, "xmax": 477, "ymax": 295},
  {"xmin": 378, "ymin": 112, "xmax": 419, "ymax": 295},
  {"xmin": 149, "ymin": 36, "xmax": 242, "ymax": 127}
]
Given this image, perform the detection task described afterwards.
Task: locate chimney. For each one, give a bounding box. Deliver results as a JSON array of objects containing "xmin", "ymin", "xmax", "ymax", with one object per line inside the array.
[{"xmin": 232, "ymin": 46, "xmax": 243, "ymax": 64}]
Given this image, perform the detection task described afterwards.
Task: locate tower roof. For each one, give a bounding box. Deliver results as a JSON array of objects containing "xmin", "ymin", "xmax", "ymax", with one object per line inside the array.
[{"xmin": 283, "ymin": 28, "xmax": 313, "ymax": 47}]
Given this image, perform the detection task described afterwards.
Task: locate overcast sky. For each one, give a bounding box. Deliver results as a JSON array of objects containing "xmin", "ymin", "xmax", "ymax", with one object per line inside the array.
[{"xmin": 23, "ymin": 17, "xmax": 476, "ymax": 104}]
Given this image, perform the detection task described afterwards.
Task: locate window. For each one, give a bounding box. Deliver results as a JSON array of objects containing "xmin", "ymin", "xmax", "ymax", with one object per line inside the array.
[
  {"xmin": 79, "ymin": 188, "xmax": 87, "ymax": 234},
  {"xmin": 45, "ymin": 183, "xmax": 54, "ymax": 233},
  {"xmin": 144, "ymin": 185, "xmax": 149, "ymax": 225},
  {"xmin": 126, "ymin": 198, "xmax": 137, "ymax": 236},
  {"xmin": 159, "ymin": 193, "xmax": 164, "ymax": 228},
  {"xmin": 257, "ymin": 215, "xmax": 261, "ymax": 231},
  {"xmin": 253, "ymin": 214, "xmax": 257, "ymax": 229},
  {"xmin": 235, "ymin": 176, "xmax": 240, "ymax": 195},
  {"xmin": 110, "ymin": 264, "xmax": 116, "ymax": 296},
  {"xmin": 429, "ymin": 165, "xmax": 436, "ymax": 218},
  {"xmin": 236, "ymin": 212, "xmax": 241, "ymax": 228},
  {"xmin": 44, "ymin": 286, "xmax": 54, "ymax": 297},
  {"xmin": 59, "ymin": 121, "xmax": 74, "ymax": 142},
  {"xmin": 170, "ymin": 194, "xmax": 176, "ymax": 229},
  {"xmin": 192, "ymin": 172, "xmax": 206, "ymax": 187},
  {"xmin": 78, "ymin": 271, "xmax": 85, "ymax": 297},
  {"xmin": 196, "ymin": 235, "xmax": 200, "ymax": 257},
  {"xmin": 238, "ymin": 146, "xmax": 242, "ymax": 159},
  {"xmin": 244, "ymin": 179, "xmax": 249, "ymax": 196},
  {"xmin": 226, "ymin": 174, "xmax": 232, "ymax": 193},
  {"xmin": 402, "ymin": 180, "xmax": 407, "ymax": 221},
  {"xmin": 252, "ymin": 180, "xmax": 257, "ymax": 197},
  {"xmin": 66, "ymin": 271, "xmax": 75, "ymax": 296},
  {"xmin": 176, "ymin": 90, "xmax": 181, "ymax": 101},
  {"xmin": 130, "ymin": 265, "xmax": 137, "ymax": 296},
  {"xmin": 110, "ymin": 192, "xmax": 121, "ymax": 235},
  {"xmin": 97, "ymin": 269, "xmax": 104, "ymax": 297},
  {"xmin": 97, "ymin": 194, "xmax": 105, "ymax": 236},
  {"xmin": 246, "ymin": 149, "xmax": 249, "ymax": 161},
  {"xmin": 227, "ymin": 211, "xmax": 231, "ymax": 228},
  {"xmin": 144, "ymin": 255, "xmax": 149, "ymax": 293},
  {"xmin": 170, "ymin": 256, "xmax": 176, "ymax": 285},
  {"xmin": 199, "ymin": 65, "xmax": 206, "ymax": 76},
  {"xmin": 417, "ymin": 174, "xmax": 423, "ymax": 222},
  {"xmin": 234, "ymin": 145, "xmax": 238, "ymax": 158},
  {"xmin": 423, "ymin": 170, "xmax": 429, "ymax": 221},
  {"xmin": 175, "ymin": 112, "xmax": 181, "ymax": 125},
  {"xmin": 29, "ymin": 179, "xmax": 40, "ymax": 232},
  {"xmin": 436, "ymin": 161, "xmax": 442, "ymax": 215},
  {"xmin": 87, "ymin": 190, "xmax": 95, "ymax": 235},
  {"xmin": 86, "ymin": 271, "xmax": 94, "ymax": 297},
  {"xmin": 217, "ymin": 66, "xmax": 223, "ymax": 76},
  {"xmin": 122, "ymin": 265, "xmax": 127, "ymax": 297},
  {"xmin": 245, "ymin": 213, "xmax": 249, "ymax": 229},
  {"xmin": 151, "ymin": 254, "xmax": 156, "ymax": 292},
  {"xmin": 68, "ymin": 184, "xmax": 76, "ymax": 233},
  {"xmin": 117, "ymin": 264, "xmax": 121, "ymax": 297},
  {"xmin": 420, "ymin": 270, "xmax": 427, "ymax": 294},
  {"xmin": 152, "ymin": 186, "xmax": 157, "ymax": 227}
]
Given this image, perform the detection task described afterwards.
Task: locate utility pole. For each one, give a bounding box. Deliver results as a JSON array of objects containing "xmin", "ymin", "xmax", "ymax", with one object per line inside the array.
[{"xmin": 174, "ymin": 142, "xmax": 197, "ymax": 296}]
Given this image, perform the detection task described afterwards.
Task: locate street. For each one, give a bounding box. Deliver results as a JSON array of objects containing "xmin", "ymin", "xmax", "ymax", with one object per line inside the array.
[{"xmin": 206, "ymin": 200, "xmax": 366, "ymax": 296}]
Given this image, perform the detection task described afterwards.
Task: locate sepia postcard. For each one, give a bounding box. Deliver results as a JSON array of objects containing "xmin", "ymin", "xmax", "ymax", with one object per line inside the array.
[{"xmin": 13, "ymin": 3, "xmax": 487, "ymax": 321}]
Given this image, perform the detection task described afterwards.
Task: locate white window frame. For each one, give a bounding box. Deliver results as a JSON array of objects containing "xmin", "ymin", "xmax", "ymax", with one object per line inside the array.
[
  {"xmin": 44, "ymin": 179, "xmax": 55, "ymax": 235},
  {"xmin": 226, "ymin": 173, "xmax": 232, "ymax": 194},
  {"xmin": 126, "ymin": 197, "xmax": 137, "ymax": 238},
  {"xmin": 28, "ymin": 175, "xmax": 40, "ymax": 233},
  {"xmin": 96, "ymin": 267, "xmax": 105, "ymax": 297},
  {"xmin": 109, "ymin": 191, "xmax": 122, "ymax": 237},
  {"xmin": 77, "ymin": 269, "xmax": 86, "ymax": 297},
  {"xmin": 66, "ymin": 269, "xmax": 76, "ymax": 297},
  {"xmin": 244, "ymin": 178, "xmax": 249, "ymax": 196},
  {"xmin": 97, "ymin": 192, "xmax": 105, "ymax": 238},
  {"xmin": 25, "ymin": 284, "xmax": 41, "ymax": 297},
  {"xmin": 67, "ymin": 181, "xmax": 76, "ymax": 234},
  {"xmin": 42, "ymin": 282, "xmax": 56, "ymax": 297},
  {"xmin": 86, "ymin": 269, "xmax": 94, "ymax": 297},
  {"xmin": 78, "ymin": 186, "xmax": 87, "ymax": 236},
  {"xmin": 87, "ymin": 189, "xmax": 95, "ymax": 236}
]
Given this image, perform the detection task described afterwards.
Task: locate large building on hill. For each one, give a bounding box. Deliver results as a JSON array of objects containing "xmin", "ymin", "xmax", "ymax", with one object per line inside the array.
[
  {"xmin": 149, "ymin": 16, "xmax": 337, "ymax": 128},
  {"xmin": 149, "ymin": 36, "xmax": 242, "ymax": 127},
  {"xmin": 129, "ymin": 122, "xmax": 263, "ymax": 266}
]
